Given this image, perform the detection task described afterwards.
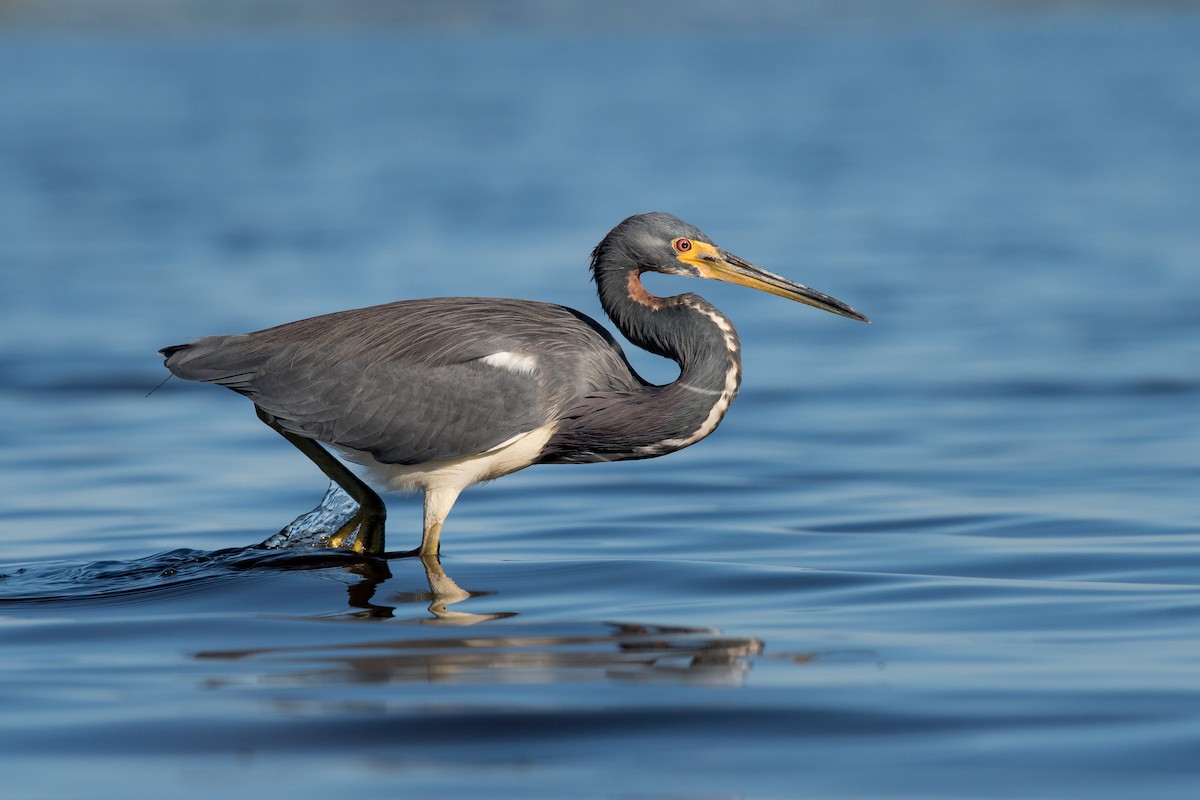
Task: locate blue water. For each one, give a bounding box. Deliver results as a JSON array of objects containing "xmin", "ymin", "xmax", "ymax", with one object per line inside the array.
[{"xmin": 2, "ymin": 6, "xmax": 1199, "ymax": 798}]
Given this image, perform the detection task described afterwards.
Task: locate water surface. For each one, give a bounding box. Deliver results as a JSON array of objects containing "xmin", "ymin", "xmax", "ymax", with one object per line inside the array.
[{"xmin": 2, "ymin": 7, "xmax": 1199, "ymax": 798}]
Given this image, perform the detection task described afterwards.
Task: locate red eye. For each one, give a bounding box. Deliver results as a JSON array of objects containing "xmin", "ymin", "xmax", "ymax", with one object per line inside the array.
[{"xmin": 674, "ymin": 238, "xmax": 692, "ymax": 252}]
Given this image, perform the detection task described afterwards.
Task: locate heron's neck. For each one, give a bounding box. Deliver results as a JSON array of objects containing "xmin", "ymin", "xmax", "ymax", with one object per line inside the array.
[
  {"xmin": 599, "ymin": 267, "xmax": 739, "ymax": 377},
  {"xmin": 597, "ymin": 268, "xmax": 743, "ymax": 457}
]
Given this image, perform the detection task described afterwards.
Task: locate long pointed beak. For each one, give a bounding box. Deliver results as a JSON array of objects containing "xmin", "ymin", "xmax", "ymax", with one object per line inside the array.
[{"xmin": 701, "ymin": 250, "xmax": 870, "ymax": 323}]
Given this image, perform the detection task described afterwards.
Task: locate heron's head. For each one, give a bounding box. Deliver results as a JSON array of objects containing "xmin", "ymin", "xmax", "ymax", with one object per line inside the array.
[{"xmin": 590, "ymin": 212, "xmax": 869, "ymax": 322}]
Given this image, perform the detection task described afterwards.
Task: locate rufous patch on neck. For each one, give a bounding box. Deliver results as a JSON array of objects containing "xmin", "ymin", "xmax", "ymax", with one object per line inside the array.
[{"xmin": 627, "ymin": 270, "xmax": 668, "ymax": 310}]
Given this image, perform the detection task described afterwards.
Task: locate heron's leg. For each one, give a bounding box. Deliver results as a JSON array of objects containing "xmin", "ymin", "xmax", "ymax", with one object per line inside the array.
[
  {"xmin": 255, "ymin": 406, "xmax": 387, "ymax": 554},
  {"xmin": 416, "ymin": 486, "xmax": 463, "ymax": 556}
]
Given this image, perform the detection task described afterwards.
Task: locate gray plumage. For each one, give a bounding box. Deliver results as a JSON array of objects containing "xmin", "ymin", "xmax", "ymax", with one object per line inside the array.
[{"xmin": 164, "ymin": 298, "xmax": 639, "ymax": 466}]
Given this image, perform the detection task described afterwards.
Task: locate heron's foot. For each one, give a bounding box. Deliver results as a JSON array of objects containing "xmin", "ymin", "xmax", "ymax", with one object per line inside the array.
[
  {"xmin": 259, "ymin": 481, "xmax": 386, "ymax": 553},
  {"xmin": 375, "ymin": 521, "xmax": 441, "ymax": 559},
  {"xmin": 386, "ymin": 545, "xmax": 432, "ymax": 559},
  {"xmin": 331, "ymin": 506, "xmax": 387, "ymax": 555}
]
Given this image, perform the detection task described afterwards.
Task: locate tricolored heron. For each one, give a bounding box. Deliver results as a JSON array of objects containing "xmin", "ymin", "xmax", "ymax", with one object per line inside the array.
[{"xmin": 160, "ymin": 212, "xmax": 868, "ymax": 556}]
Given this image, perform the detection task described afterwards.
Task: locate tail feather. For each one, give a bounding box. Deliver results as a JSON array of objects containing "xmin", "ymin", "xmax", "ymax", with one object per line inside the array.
[
  {"xmin": 158, "ymin": 334, "xmax": 275, "ymax": 394},
  {"xmin": 158, "ymin": 343, "xmax": 192, "ymax": 360}
]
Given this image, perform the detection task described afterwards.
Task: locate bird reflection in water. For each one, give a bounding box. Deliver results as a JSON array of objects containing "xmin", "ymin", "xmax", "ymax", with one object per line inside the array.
[
  {"xmin": 336, "ymin": 554, "xmax": 514, "ymax": 625},
  {"xmin": 196, "ymin": 617, "xmax": 765, "ymax": 687}
]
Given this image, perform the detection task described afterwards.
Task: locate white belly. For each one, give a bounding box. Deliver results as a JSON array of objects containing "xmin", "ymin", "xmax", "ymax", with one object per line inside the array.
[{"xmin": 336, "ymin": 423, "xmax": 557, "ymax": 496}]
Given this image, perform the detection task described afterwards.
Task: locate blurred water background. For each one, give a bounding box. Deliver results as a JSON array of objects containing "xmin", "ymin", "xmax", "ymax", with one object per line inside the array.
[{"xmin": 1, "ymin": 2, "xmax": 1198, "ymax": 798}]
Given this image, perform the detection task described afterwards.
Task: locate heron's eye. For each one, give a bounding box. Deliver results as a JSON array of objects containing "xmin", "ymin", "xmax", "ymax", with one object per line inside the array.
[{"xmin": 674, "ymin": 238, "xmax": 693, "ymax": 253}]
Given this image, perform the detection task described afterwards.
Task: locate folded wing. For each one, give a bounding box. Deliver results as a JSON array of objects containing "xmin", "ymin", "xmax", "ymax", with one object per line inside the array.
[{"xmin": 160, "ymin": 298, "xmax": 627, "ymax": 465}]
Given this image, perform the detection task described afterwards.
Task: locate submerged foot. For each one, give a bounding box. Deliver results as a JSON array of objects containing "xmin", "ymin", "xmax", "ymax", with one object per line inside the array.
[{"xmin": 260, "ymin": 481, "xmax": 386, "ymax": 553}]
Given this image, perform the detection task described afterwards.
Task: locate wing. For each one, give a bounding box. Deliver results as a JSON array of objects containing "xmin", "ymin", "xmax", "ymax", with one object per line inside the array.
[{"xmin": 161, "ymin": 298, "xmax": 639, "ymax": 464}]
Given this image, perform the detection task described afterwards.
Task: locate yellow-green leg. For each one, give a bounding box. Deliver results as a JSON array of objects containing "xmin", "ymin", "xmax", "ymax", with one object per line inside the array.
[
  {"xmin": 391, "ymin": 486, "xmax": 462, "ymax": 557},
  {"xmin": 256, "ymin": 406, "xmax": 387, "ymax": 554}
]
